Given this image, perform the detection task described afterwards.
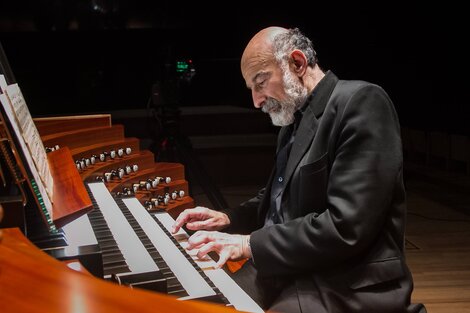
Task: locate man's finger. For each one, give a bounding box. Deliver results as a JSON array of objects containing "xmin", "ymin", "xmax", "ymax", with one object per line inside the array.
[
  {"xmin": 171, "ymin": 210, "xmax": 190, "ymax": 233},
  {"xmin": 196, "ymin": 241, "xmax": 217, "ymax": 259},
  {"xmin": 215, "ymin": 250, "xmax": 230, "ymax": 269},
  {"xmin": 171, "ymin": 207, "xmax": 212, "ymax": 233},
  {"xmin": 186, "ymin": 219, "xmax": 210, "ymax": 231},
  {"xmin": 187, "ymin": 231, "xmax": 212, "ymax": 249}
]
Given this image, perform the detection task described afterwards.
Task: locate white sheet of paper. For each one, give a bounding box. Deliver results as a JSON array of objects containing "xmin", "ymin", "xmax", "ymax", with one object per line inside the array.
[
  {"xmin": 3, "ymin": 83, "xmax": 53, "ymax": 199},
  {"xmin": 0, "ymin": 74, "xmax": 7, "ymax": 93},
  {"xmin": 0, "ymin": 93, "xmax": 53, "ymax": 217}
]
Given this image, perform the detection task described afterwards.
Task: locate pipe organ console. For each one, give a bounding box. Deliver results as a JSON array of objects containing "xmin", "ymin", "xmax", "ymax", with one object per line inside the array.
[
  {"xmin": 0, "ymin": 39, "xmax": 262, "ymax": 311},
  {"xmin": 0, "ymin": 113, "xmax": 263, "ymax": 313}
]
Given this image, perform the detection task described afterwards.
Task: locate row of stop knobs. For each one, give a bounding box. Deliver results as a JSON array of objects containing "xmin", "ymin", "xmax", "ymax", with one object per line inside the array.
[
  {"xmin": 75, "ymin": 147, "xmax": 133, "ymax": 171},
  {"xmin": 96, "ymin": 164, "xmax": 140, "ymax": 182},
  {"xmin": 143, "ymin": 190, "xmax": 185, "ymax": 210},
  {"xmin": 131, "ymin": 177, "xmax": 172, "ymax": 192},
  {"xmin": 115, "ymin": 180, "xmax": 185, "ymax": 209}
]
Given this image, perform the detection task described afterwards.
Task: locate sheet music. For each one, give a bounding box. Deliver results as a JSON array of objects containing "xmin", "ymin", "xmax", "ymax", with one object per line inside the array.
[
  {"xmin": 0, "ymin": 86, "xmax": 53, "ymax": 219},
  {"xmin": 1, "ymin": 82, "xmax": 53, "ymax": 199},
  {"xmin": 0, "ymin": 75, "xmax": 7, "ymax": 93}
]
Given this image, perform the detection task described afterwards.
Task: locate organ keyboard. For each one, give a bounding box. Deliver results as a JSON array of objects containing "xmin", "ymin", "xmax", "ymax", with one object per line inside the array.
[
  {"xmin": 13, "ymin": 114, "xmax": 263, "ymax": 313},
  {"xmin": 0, "ymin": 45, "xmax": 264, "ymax": 312},
  {"xmin": 63, "ymin": 181, "xmax": 263, "ymax": 312}
]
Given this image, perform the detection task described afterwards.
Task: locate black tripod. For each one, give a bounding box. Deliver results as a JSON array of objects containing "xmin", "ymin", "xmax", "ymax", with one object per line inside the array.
[{"xmin": 146, "ymin": 71, "xmax": 229, "ymax": 212}]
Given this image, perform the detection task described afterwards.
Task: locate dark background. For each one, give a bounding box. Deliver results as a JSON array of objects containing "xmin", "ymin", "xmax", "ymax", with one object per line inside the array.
[{"xmin": 0, "ymin": 1, "xmax": 468, "ymax": 134}]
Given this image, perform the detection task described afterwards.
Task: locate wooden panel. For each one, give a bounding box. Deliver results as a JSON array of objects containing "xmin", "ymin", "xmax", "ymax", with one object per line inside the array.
[
  {"xmin": 102, "ymin": 161, "xmax": 193, "ymax": 215},
  {"xmin": 0, "ymin": 228, "xmax": 239, "ymax": 313},
  {"xmin": 34, "ymin": 114, "xmax": 111, "ymax": 136},
  {"xmin": 134, "ymin": 194, "xmax": 195, "ymax": 219},
  {"xmin": 10, "ymin": 113, "xmax": 205, "ymax": 309},
  {"xmin": 80, "ymin": 150, "xmax": 156, "ymax": 181},
  {"xmin": 103, "ymin": 162, "xmax": 186, "ymax": 185},
  {"xmin": 131, "ymin": 180, "xmax": 189, "ymax": 204},
  {"xmin": 41, "ymin": 125, "xmax": 125, "ymax": 150},
  {"xmin": 108, "ymin": 174, "xmax": 188, "ymax": 194},
  {"xmin": 49, "ymin": 147, "xmax": 93, "ymax": 228},
  {"xmin": 70, "ymin": 137, "xmax": 141, "ymax": 160},
  {"xmin": 154, "ymin": 162, "xmax": 186, "ymax": 180}
]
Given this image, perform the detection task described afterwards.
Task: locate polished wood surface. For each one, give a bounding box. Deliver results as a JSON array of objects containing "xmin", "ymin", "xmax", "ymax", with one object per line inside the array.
[
  {"xmin": 34, "ymin": 114, "xmax": 112, "ymax": 136},
  {"xmin": 48, "ymin": 147, "xmax": 93, "ymax": 228},
  {"xmin": 70, "ymin": 137, "xmax": 141, "ymax": 159},
  {"xmin": 80, "ymin": 150, "xmax": 155, "ymax": 180},
  {"xmin": 41, "ymin": 125, "xmax": 125, "ymax": 150},
  {"xmin": 0, "ymin": 228, "xmax": 239, "ymax": 313},
  {"xmin": 226, "ymin": 259, "xmax": 248, "ymax": 274},
  {"xmin": 404, "ymin": 174, "xmax": 470, "ymax": 313},
  {"xmin": 35, "ymin": 114, "xmax": 194, "ymax": 216},
  {"xmin": 0, "ymin": 114, "xmax": 219, "ymax": 312}
]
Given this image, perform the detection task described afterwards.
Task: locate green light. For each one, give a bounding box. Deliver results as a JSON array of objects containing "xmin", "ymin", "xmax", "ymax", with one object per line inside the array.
[
  {"xmin": 30, "ymin": 178, "xmax": 57, "ymax": 232},
  {"xmin": 176, "ymin": 61, "xmax": 189, "ymax": 73}
]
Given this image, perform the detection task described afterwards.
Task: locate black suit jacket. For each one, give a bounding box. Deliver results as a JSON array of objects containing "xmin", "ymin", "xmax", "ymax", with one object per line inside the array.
[{"xmin": 224, "ymin": 71, "xmax": 425, "ymax": 312}]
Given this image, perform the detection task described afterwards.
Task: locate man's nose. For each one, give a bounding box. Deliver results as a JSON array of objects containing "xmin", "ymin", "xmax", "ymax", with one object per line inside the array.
[{"xmin": 252, "ymin": 90, "xmax": 265, "ymax": 109}]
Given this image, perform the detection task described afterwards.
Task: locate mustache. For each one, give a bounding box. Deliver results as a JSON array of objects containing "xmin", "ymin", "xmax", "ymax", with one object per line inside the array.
[{"xmin": 262, "ymin": 98, "xmax": 281, "ymax": 114}]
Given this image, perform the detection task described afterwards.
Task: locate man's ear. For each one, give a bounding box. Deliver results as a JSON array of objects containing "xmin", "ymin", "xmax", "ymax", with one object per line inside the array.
[{"xmin": 290, "ymin": 50, "xmax": 308, "ymax": 76}]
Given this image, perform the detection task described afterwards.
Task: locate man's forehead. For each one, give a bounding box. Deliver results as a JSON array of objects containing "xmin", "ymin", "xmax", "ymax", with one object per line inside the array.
[{"xmin": 242, "ymin": 53, "xmax": 275, "ymax": 82}]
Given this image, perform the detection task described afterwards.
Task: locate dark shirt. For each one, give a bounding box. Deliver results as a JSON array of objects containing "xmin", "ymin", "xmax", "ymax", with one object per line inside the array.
[{"xmin": 264, "ymin": 99, "xmax": 310, "ymax": 226}]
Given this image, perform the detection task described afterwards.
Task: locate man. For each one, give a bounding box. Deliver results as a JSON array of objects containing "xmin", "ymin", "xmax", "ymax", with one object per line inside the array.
[{"xmin": 172, "ymin": 26, "xmax": 426, "ymax": 313}]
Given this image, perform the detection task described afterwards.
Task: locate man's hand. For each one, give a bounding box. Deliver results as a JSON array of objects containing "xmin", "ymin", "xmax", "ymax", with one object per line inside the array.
[
  {"xmin": 171, "ymin": 206, "xmax": 230, "ymax": 234},
  {"xmin": 187, "ymin": 231, "xmax": 251, "ymax": 268}
]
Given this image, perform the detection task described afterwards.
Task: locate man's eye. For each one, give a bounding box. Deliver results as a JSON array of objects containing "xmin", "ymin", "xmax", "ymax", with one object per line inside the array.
[{"xmin": 256, "ymin": 80, "xmax": 266, "ymax": 89}]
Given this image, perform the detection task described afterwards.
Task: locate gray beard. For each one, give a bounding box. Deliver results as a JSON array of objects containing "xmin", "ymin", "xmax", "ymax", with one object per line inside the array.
[
  {"xmin": 262, "ymin": 98, "xmax": 297, "ymax": 126},
  {"xmin": 262, "ymin": 71, "xmax": 308, "ymax": 126}
]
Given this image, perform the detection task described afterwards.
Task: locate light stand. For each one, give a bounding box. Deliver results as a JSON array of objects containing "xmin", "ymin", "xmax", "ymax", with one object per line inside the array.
[{"xmin": 147, "ymin": 60, "xmax": 228, "ymax": 212}]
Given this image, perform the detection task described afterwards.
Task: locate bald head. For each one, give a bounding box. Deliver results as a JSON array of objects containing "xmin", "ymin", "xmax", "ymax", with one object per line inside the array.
[
  {"xmin": 241, "ymin": 27, "xmax": 288, "ymax": 80},
  {"xmin": 240, "ymin": 26, "xmax": 324, "ymax": 125}
]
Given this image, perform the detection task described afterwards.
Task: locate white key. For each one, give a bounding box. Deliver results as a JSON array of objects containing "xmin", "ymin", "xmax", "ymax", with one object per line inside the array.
[
  {"xmin": 154, "ymin": 212, "xmax": 264, "ymax": 313},
  {"xmin": 62, "ymin": 214, "xmax": 97, "ymax": 247},
  {"xmin": 122, "ymin": 197, "xmax": 215, "ymax": 299},
  {"xmin": 87, "ymin": 182, "xmax": 158, "ymax": 274}
]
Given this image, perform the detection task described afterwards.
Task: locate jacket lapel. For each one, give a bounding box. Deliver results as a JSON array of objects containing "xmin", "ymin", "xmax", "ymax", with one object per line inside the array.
[
  {"xmin": 283, "ymin": 71, "xmax": 339, "ymax": 187},
  {"xmin": 276, "ymin": 126, "xmax": 292, "ymax": 154},
  {"xmin": 282, "ymin": 106, "xmax": 317, "ymax": 186}
]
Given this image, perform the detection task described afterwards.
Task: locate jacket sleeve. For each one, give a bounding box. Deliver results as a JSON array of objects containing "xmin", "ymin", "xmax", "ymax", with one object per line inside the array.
[
  {"xmin": 250, "ymin": 84, "xmax": 404, "ymax": 277},
  {"xmin": 221, "ymin": 187, "xmax": 267, "ymax": 234}
]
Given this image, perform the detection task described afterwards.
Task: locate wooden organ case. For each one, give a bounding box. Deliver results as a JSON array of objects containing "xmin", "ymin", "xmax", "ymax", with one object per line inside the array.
[
  {"xmin": 0, "ymin": 44, "xmax": 263, "ymax": 313},
  {"xmin": 37, "ymin": 114, "xmax": 194, "ymax": 220},
  {"xmin": 35, "ymin": 114, "xmax": 192, "ymax": 278}
]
